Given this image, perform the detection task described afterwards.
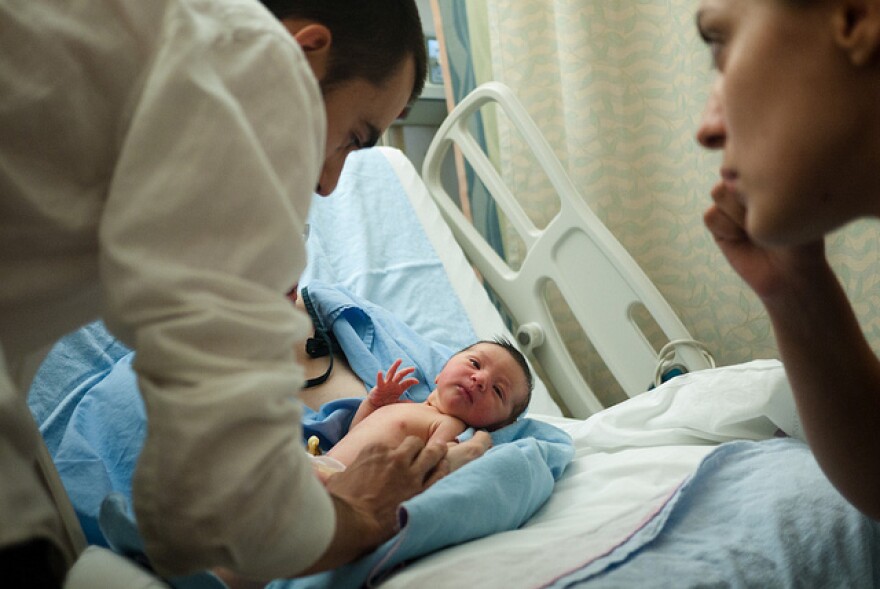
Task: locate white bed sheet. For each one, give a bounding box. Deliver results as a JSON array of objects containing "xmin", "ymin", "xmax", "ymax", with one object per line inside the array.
[{"xmin": 380, "ymin": 359, "xmax": 801, "ymax": 587}]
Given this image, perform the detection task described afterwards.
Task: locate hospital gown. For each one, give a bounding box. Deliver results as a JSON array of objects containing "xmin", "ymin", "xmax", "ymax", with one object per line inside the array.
[{"xmin": 0, "ymin": 0, "xmax": 334, "ymax": 579}]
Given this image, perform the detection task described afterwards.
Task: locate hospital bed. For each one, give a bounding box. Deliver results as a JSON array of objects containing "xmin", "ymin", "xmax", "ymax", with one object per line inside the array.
[{"xmin": 42, "ymin": 83, "xmax": 879, "ymax": 587}]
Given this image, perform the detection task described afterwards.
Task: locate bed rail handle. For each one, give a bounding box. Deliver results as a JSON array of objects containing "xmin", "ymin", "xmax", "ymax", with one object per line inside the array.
[{"xmin": 423, "ymin": 82, "xmax": 713, "ymax": 417}]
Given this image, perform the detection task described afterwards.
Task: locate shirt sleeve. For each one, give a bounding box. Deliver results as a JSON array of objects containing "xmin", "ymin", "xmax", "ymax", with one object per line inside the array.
[{"xmin": 98, "ymin": 7, "xmax": 334, "ymax": 579}]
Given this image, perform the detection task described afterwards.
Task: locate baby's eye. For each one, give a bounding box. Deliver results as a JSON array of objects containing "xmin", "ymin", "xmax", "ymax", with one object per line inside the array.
[
  {"xmin": 469, "ymin": 358, "xmax": 480, "ymax": 368},
  {"xmin": 494, "ymin": 385, "xmax": 504, "ymax": 399}
]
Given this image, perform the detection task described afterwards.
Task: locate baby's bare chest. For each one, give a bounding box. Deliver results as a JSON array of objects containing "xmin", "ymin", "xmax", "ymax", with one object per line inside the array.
[{"xmin": 365, "ymin": 403, "xmax": 450, "ymax": 439}]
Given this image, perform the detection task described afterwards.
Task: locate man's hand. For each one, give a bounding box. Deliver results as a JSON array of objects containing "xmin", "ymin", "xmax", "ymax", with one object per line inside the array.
[
  {"xmin": 446, "ymin": 431, "xmax": 492, "ymax": 472},
  {"xmin": 303, "ymin": 436, "xmax": 448, "ymax": 574}
]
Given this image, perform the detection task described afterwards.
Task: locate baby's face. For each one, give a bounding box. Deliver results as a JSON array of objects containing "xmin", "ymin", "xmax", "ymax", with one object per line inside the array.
[{"xmin": 431, "ymin": 343, "xmax": 528, "ymax": 429}]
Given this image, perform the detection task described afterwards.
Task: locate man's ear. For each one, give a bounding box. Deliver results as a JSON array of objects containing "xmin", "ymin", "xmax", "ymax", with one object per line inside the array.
[
  {"xmin": 833, "ymin": 0, "xmax": 880, "ymax": 66},
  {"xmin": 282, "ymin": 20, "xmax": 332, "ymax": 80}
]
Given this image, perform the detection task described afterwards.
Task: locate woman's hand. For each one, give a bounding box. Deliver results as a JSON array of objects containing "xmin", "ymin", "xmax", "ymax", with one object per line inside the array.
[{"xmin": 703, "ymin": 180, "xmax": 826, "ymax": 303}]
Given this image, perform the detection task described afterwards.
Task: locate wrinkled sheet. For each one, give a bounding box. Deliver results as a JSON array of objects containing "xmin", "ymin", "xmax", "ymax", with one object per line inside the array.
[
  {"xmin": 380, "ymin": 360, "xmax": 876, "ymax": 588},
  {"xmin": 547, "ymin": 437, "xmax": 880, "ymax": 587}
]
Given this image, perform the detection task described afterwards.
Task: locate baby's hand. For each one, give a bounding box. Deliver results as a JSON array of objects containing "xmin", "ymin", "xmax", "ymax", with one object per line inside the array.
[{"xmin": 369, "ymin": 359, "xmax": 418, "ymax": 407}]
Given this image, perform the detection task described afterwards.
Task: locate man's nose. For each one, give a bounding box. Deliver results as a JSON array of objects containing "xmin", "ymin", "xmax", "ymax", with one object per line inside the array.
[{"xmin": 316, "ymin": 156, "xmax": 345, "ymax": 196}]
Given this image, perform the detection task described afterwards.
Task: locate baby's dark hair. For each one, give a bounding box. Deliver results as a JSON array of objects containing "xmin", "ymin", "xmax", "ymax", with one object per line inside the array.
[
  {"xmin": 257, "ymin": 0, "xmax": 426, "ymax": 102},
  {"xmin": 460, "ymin": 336, "xmax": 533, "ymax": 430}
]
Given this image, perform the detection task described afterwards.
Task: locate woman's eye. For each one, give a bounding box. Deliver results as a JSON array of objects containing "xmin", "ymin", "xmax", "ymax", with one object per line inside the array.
[
  {"xmin": 696, "ymin": 14, "xmax": 727, "ymax": 71},
  {"xmin": 698, "ymin": 24, "xmax": 727, "ymax": 71},
  {"xmin": 708, "ymin": 40, "xmax": 725, "ymax": 70}
]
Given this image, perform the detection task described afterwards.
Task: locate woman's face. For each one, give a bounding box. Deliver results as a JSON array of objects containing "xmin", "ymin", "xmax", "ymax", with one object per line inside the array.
[{"xmin": 695, "ymin": 0, "xmax": 880, "ymax": 246}]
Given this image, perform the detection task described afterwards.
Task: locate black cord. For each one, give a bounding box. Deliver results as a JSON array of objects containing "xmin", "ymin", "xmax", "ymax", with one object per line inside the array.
[{"xmin": 301, "ymin": 286, "xmax": 334, "ymax": 389}]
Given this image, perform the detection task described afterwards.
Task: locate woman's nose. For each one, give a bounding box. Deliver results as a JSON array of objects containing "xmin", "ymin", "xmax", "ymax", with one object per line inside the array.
[{"xmin": 696, "ymin": 81, "xmax": 726, "ymax": 150}]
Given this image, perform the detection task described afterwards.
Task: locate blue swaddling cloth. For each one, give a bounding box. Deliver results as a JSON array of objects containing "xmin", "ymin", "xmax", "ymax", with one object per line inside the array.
[
  {"xmin": 28, "ymin": 284, "xmax": 568, "ymax": 555},
  {"xmin": 300, "ymin": 280, "xmax": 460, "ymax": 403},
  {"xmin": 27, "ymin": 283, "xmax": 462, "ymax": 545},
  {"xmin": 275, "ymin": 418, "xmax": 573, "ymax": 589}
]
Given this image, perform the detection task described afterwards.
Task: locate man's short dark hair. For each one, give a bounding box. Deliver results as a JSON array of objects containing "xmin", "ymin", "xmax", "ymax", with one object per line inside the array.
[{"xmin": 258, "ymin": 0, "xmax": 427, "ymax": 102}]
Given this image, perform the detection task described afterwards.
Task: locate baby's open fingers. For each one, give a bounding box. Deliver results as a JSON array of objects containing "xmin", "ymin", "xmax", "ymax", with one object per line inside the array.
[
  {"xmin": 398, "ymin": 377, "xmax": 419, "ymax": 390},
  {"xmin": 385, "ymin": 359, "xmax": 403, "ymax": 378},
  {"xmin": 391, "ymin": 366, "xmax": 416, "ymax": 383},
  {"xmin": 377, "ymin": 359, "xmax": 404, "ymax": 387}
]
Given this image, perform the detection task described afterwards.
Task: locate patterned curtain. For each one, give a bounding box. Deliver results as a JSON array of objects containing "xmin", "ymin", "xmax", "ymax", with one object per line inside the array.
[
  {"xmin": 434, "ymin": 0, "xmax": 880, "ymax": 410},
  {"xmin": 433, "ymin": 0, "xmax": 505, "ymax": 260}
]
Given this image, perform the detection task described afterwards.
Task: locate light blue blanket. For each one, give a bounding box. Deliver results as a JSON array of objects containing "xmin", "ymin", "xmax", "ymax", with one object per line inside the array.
[
  {"xmin": 301, "ymin": 280, "xmax": 459, "ymax": 403},
  {"xmin": 28, "ymin": 283, "xmax": 572, "ymax": 587},
  {"xmin": 27, "ymin": 282, "xmax": 511, "ymax": 543},
  {"xmin": 550, "ymin": 437, "xmax": 880, "ymax": 587},
  {"xmin": 300, "ymin": 148, "xmax": 477, "ymax": 352},
  {"xmin": 274, "ymin": 418, "xmax": 573, "ymax": 589}
]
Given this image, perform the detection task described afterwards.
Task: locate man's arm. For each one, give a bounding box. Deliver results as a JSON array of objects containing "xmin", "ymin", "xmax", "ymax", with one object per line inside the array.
[{"xmin": 101, "ymin": 7, "xmax": 339, "ymax": 578}]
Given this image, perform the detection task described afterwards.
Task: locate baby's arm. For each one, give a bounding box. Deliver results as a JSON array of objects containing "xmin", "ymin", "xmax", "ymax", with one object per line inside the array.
[{"xmin": 349, "ymin": 359, "xmax": 419, "ymax": 430}]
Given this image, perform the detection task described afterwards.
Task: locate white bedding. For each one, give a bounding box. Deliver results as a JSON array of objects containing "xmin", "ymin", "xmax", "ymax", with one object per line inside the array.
[
  {"xmin": 381, "ymin": 359, "xmax": 801, "ymax": 587},
  {"xmin": 319, "ymin": 146, "xmax": 854, "ymax": 586}
]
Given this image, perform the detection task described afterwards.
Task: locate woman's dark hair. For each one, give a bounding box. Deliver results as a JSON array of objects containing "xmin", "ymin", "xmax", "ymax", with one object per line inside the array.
[{"xmin": 258, "ymin": 0, "xmax": 427, "ymax": 102}]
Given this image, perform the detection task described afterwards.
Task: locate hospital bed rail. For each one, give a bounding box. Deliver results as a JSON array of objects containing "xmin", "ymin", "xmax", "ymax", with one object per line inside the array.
[{"xmin": 422, "ymin": 81, "xmax": 713, "ymax": 418}]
